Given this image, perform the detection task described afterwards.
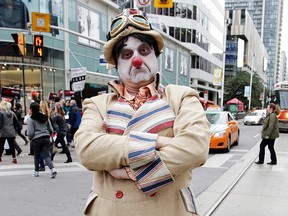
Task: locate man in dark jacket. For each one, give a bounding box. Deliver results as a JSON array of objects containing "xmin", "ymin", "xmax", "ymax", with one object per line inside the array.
[{"xmin": 68, "ymin": 99, "xmax": 81, "ymax": 143}]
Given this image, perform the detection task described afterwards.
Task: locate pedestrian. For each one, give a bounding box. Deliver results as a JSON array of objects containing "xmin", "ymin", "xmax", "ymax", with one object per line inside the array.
[
  {"xmin": 6, "ymin": 101, "xmax": 23, "ymax": 156},
  {"xmin": 0, "ymin": 100, "xmax": 19, "ymax": 163},
  {"xmin": 63, "ymin": 99, "xmax": 72, "ymax": 146},
  {"xmin": 39, "ymin": 100, "xmax": 53, "ymax": 169},
  {"xmin": 14, "ymin": 102, "xmax": 29, "ymax": 145},
  {"xmin": 255, "ymin": 103, "xmax": 280, "ymax": 165},
  {"xmin": 68, "ymin": 99, "xmax": 81, "ymax": 143},
  {"xmin": 51, "ymin": 102, "xmax": 72, "ymax": 163},
  {"xmin": 74, "ymin": 9, "xmax": 210, "ymax": 216},
  {"xmin": 27, "ymin": 102, "xmax": 57, "ymax": 178}
]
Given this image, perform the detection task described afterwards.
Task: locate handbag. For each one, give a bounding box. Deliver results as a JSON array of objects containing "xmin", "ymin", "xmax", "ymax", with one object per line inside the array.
[{"xmin": 50, "ymin": 138, "xmax": 58, "ymax": 155}]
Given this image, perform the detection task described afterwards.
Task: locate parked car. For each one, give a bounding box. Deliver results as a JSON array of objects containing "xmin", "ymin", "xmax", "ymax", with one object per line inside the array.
[
  {"xmin": 206, "ymin": 111, "xmax": 240, "ymax": 152},
  {"xmin": 243, "ymin": 109, "xmax": 266, "ymax": 125}
]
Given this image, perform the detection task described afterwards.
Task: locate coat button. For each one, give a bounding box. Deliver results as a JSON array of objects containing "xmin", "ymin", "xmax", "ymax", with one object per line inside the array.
[{"xmin": 115, "ymin": 191, "xmax": 123, "ymax": 199}]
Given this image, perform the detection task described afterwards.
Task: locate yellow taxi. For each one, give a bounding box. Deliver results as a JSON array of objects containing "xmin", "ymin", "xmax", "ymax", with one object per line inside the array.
[{"xmin": 206, "ymin": 110, "xmax": 240, "ymax": 152}]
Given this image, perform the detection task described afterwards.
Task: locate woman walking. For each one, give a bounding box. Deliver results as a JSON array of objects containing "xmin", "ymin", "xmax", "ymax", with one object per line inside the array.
[
  {"xmin": 14, "ymin": 102, "xmax": 29, "ymax": 145},
  {"xmin": 255, "ymin": 103, "xmax": 280, "ymax": 165},
  {"xmin": 0, "ymin": 100, "xmax": 18, "ymax": 163},
  {"xmin": 27, "ymin": 102, "xmax": 57, "ymax": 178},
  {"xmin": 52, "ymin": 102, "xmax": 72, "ymax": 163}
]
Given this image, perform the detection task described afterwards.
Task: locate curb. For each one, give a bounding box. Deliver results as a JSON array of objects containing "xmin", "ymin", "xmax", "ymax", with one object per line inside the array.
[{"xmin": 196, "ymin": 141, "xmax": 260, "ymax": 215}]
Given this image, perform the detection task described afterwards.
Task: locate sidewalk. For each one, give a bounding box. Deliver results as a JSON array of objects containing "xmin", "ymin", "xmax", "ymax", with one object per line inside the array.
[{"xmin": 197, "ymin": 132, "xmax": 288, "ymax": 216}]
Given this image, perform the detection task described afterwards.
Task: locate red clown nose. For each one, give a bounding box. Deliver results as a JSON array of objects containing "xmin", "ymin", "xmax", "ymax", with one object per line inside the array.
[{"xmin": 132, "ymin": 57, "xmax": 143, "ymax": 68}]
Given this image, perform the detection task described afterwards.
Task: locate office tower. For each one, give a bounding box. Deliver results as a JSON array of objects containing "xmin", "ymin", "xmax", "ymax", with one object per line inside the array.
[{"xmin": 225, "ymin": 0, "xmax": 283, "ymax": 90}]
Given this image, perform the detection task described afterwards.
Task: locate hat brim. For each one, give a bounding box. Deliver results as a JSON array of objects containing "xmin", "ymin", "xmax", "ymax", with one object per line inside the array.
[{"xmin": 103, "ymin": 27, "xmax": 164, "ymax": 67}]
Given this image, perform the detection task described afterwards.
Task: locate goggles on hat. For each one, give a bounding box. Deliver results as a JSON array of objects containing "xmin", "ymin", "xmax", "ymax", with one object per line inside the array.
[{"xmin": 106, "ymin": 9, "xmax": 152, "ymax": 40}]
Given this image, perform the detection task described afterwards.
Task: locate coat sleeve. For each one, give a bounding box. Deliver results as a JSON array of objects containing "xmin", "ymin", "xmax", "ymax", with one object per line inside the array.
[
  {"xmin": 75, "ymin": 95, "xmax": 129, "ymax": 171},
  {"xmin": 266, "ymin": 113, "xmax": 277, "ymax": 137},
  {"xmin": 27, "ymin": 118, "xmax": 35, "ymax": 140},
  {"xmin": 158, "ymin": 86, "xmax": 210, "ymax": 176}
]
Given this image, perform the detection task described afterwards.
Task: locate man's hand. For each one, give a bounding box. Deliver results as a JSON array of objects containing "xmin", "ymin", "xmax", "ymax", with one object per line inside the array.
[
  {"xmin": 109, "ymin": 168, "xmax": 129, "ymax": 179},
  {"xmin": 156, "ymin": 136, "xmax": 172, "ymax": 150}
]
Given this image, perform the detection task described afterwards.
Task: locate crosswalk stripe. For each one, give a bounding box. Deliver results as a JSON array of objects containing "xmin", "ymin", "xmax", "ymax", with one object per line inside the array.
[
  {"xmin": 203, "ymin": 154, "xmax": 234, "ymax": 168},
  {"xmin": 0, "ymin": 162, "xmax": 87, "ymax": 176}
]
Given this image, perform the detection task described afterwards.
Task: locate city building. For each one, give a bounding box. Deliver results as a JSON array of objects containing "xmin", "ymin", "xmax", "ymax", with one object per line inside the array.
[
  {"xmin": 225, "ymin": 9, "xmax": 268, "ymax": 81},
  {"xmin": 0, "ymin": 0, "xmax": 197, "ymax": 111},
  {"xmin": 119, "ymin": 0, "xmax": 226, "ymax": 104},
  {"xmin": 225, "ymin": 0, "xmax": 284, "ymax": 93},
  {"xmin": 280, "ymin": 51, "xmax": 287, "ymax": 81},
  {"xmin": 0, "ymin": 0, "xmax": 226, "ymax": 111}
]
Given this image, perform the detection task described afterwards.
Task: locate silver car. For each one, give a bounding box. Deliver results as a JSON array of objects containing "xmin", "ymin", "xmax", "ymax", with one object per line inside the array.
[{"xmin": 243, "ymin": 109, "xmax": 267, "ymax": 125}]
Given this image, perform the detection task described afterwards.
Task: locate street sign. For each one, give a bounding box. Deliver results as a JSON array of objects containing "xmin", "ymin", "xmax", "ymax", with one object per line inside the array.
[
  {"xmin": 70, "ymin": 67, "xmax": 87, "ymax": 92},
  {"xmin": 213, "ymin": 68, "xmax": 222, "ymax": 86},
  {"xmin": 138, "ymin": 0, "xmax": 151, "ymax": 7},
  {"xmin": 154, "ymin": 0, "xmax": 173, "ymax": 8},
  {"xmin": 244, "ymin": 86, "xmax": 250, "ymax": 97},
  {"xmin": 99, "ymin": 54, "xmax": 107, "ymax": 66},
  {"xmin": 204, "ymin": 91, "xmax": 208, "ymax": 103},
  {"xmin": 32, "ymin": 12, "xmax": 50, "ymax": 32}
]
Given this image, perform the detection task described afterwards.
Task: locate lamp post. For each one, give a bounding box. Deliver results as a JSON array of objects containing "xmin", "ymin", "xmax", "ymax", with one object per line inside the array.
[
  {"xmin": 262, "ymin": 83, "xmax": 266, "ymax": 109},
  {"xmin": 248, "ymin": 53, "xmax": 255, "ymax": 110},
  {"xmin": 220, "ymin": 18, "xmax": 229, "ymax": 109}
]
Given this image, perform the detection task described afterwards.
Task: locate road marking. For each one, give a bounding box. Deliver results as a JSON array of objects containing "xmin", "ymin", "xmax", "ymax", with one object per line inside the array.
[
  {"xmin": 230, "ymin": 149, "xmax": 248, "ymax": 152},
  {"xmin": 254, "ymin": 133, "xmax": 260, "ymax": 138},
  {"xmin": 203, "ymin": 154, "xmax": 234, "ymax": 168},
  {"xmin": 0, "ymin": 162, "xmax": 87, "ymax": 177}
]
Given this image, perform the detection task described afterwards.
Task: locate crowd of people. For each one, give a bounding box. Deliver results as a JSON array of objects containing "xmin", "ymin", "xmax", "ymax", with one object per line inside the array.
[{"xmin": 0, "ymin": 97, "xmax": 82, "ymax": 178}]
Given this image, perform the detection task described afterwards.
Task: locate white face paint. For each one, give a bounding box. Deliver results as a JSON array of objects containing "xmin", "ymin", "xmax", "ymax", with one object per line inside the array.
[{"xmin": 117, "ymin": 36, "xmax": 158, "ymax": 88}]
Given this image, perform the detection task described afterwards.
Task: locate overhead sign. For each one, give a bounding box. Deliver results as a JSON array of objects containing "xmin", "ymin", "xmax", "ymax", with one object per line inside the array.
[
  {"xmin": 154, "ymin": 0, "xmax": 173, "ymax": 8},
  {"xmin": 32, "ymin": 12, "xmax": 50, "ymax": 32},
  {"xmin": 70, "ymin": 67, "xmax": 87, "ymax": 92},
  {"xmin": 138, "ymin": 0, "xmax": 151, "ymax": 7}
]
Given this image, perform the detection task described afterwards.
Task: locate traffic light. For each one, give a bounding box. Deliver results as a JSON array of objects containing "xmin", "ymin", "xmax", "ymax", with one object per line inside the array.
[
  {"xmin": 11, "ymin": 33, "xmax": 26, "ymax": 56},
  {"xmin": 33, "ymin": 35, "xmax": 44, "ymax": 58},
  {"xmin": 154, "ymin": 0, "xmax": 173, "ymax": 8}
]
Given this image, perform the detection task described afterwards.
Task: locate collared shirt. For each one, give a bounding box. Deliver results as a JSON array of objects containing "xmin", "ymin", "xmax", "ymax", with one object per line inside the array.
[{"xmin": 108, "ymin": 74, "xmax": 163, "ymax": 110}]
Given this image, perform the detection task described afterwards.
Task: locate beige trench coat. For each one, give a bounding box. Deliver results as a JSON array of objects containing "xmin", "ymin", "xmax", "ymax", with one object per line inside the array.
[{"xmin": 75, "ymin": 84, "xmax": 210, "ymax": 216}]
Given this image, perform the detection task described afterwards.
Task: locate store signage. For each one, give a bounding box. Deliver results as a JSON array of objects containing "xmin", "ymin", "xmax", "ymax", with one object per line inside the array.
[
  {"xmin": 64, "ymin": 90, "xmax": 75, "ymax": 97},
  {"xmin": 1, "ymin": 87, "xmax": 21, "ymax": 99},
  {"xmin": 48, "ymin": 92, "xmax": 57, "ymax": 101}
]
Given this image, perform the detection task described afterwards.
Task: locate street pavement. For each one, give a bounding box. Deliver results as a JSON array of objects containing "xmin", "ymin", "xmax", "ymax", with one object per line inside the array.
[
  {"xmin": 1, "ymin": 128, "xmax": 288, "ymax": 216},
  {"xmin": 197, "ymin": 131, "xmax": 288, "ymax": 216},
  {"xmin": 0, "ymin": 136, "xmax": 92, "ymax": 216}
]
